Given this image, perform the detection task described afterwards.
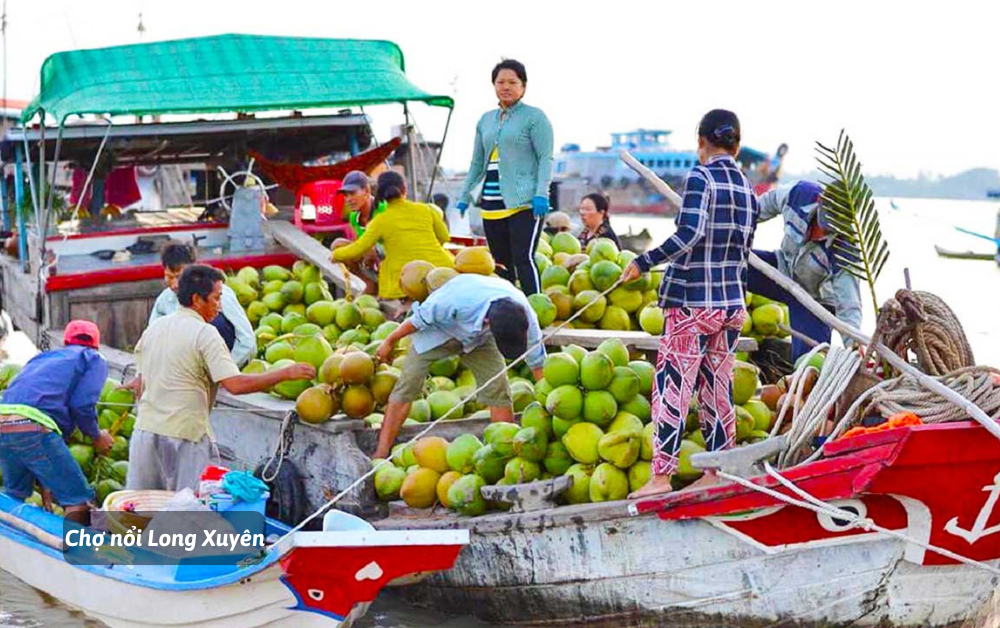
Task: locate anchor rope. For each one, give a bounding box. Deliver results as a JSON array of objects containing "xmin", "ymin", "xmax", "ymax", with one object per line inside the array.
[
  {"xmin": 270, "ymin": 274, "xmax": 629, "ymax": 548},
  {"xmin": 711, "ymin": 463, "xmax": 1000, "ymax": 576}
]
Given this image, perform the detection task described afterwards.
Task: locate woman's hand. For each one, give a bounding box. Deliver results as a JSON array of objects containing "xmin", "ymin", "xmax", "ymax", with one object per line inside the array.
[{"xmin": 621, "ymin": 262, "xmax": 641, "ymax": 285}]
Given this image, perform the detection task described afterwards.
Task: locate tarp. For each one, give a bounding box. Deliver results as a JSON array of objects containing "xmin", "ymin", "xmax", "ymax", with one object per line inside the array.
[{"xmin": 22, "ymin": 34, "xmax": 453, "ymax": 123}]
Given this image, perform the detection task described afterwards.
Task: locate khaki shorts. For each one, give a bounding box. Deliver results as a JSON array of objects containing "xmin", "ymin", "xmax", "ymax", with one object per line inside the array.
[{"xmin": 390, "ymin": 338, "xmax": 512, "ymax": 408}]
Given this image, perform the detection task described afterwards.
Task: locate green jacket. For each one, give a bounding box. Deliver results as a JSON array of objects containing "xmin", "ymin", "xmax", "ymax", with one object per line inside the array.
[{"xmin": 459, "ymin": 100, "xmax": 554, "ymax": 209}]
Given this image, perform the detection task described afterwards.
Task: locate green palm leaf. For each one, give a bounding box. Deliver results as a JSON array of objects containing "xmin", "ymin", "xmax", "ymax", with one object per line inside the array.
[{"xmin": 815, "ymin": 131, "xmax": 890, "ymax": 318}]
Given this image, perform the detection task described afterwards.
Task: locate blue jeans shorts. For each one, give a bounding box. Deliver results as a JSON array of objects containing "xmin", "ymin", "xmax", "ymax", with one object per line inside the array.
[{"xmin": 0, "ymin": 429, "xmax": 94, "ymax": 506}]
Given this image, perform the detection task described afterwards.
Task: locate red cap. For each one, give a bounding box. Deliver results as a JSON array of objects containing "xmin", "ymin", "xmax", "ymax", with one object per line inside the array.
[{"xmin": 63, "ymin": 320, "xmax": 100, "ymax": 349}]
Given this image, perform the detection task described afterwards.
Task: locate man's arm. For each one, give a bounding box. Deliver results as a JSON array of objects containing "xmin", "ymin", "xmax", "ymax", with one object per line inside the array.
[
  {"xmin": 521, "ymin": 301, "xmax": 547, "ymax": 371},
  {"xmin": 69, "ymin": 353, "xmax": 114, "ymax": 454},
  {"xmin": 219, "ymin": 363, "xmax": 315, "ymax": 395},
  {"xmin": 830, "ymin": 270, "xmax": 863, "ymax": 334},
  {"xmin": 375, "ymin": 319, "xmax": 417, "ymax": 364},
  {"xmin": 221, "ymin": 286, "xmax": 256, "ymax": 366},
  {"xmin": 757, "ymin": 186, "xmax": 788, "ymax": 223},
  {"xmin": 331, "ymin": 215, "xmax": 382, "ymax": 263}
]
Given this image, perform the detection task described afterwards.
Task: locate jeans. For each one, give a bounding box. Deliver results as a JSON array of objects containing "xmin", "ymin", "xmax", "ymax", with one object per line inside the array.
[{"xmin": 0, "ymin": 429, "xmax": 94, "ymax": 506}]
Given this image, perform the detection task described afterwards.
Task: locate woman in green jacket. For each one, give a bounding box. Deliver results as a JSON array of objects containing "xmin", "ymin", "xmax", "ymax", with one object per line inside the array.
[{"xmin": 457, "ymin": 59, "xmax": 554, "ymax": 295}]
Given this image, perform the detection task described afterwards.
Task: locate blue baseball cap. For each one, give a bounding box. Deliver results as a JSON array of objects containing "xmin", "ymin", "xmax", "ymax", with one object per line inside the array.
[{"xmin": 338, "ymin": 171, "xmax": 370, "ymax": 194}]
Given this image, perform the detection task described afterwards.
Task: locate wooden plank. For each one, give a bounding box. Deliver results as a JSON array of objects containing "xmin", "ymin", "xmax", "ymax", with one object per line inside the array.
[
  {"xmin": 264, "ymin": 220, "xmax": 366, "ymax": 295},
  {"xmin": 543, "ymin": 327, "xmax": 758, "ymax": 353}
]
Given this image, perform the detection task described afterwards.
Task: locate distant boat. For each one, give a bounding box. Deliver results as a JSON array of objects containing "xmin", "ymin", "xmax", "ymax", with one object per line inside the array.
[
  {"xmin": 987, "ymin": 190, "xmax": 1000, "ymax": 199},
  {"xmin": 890, "ymin": 199, "xmax": 899, "ymax": 210},
  {"xmin": 934, "ymin": 244, "xmax": 998, "ymax": 262}
]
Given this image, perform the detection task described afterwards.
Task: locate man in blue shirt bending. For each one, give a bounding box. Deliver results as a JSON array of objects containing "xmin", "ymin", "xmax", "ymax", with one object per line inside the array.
[
  {"xmin": 372, "ymin": 274, "xmax": 546, "ymax": 459},
  {"xmin": 0, "ymin": 321, "xmax": 113, "ymax": 524}
]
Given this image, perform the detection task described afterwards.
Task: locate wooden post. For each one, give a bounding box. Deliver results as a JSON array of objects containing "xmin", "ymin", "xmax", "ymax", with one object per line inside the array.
[{"xmin": 620, "ymin": 149, "xmax": 1000, "ymax": 439}]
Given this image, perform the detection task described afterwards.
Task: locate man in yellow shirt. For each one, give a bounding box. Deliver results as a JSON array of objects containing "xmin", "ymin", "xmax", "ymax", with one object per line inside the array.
[{"xmin": 126, "ymin": 265, "xmax": 315, "ymax": 492}]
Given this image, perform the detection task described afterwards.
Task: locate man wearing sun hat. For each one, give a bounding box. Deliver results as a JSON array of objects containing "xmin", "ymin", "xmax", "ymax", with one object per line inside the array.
[{"xmin": 0, "ymin": 320, "xmax": 114, "ymax": 524}]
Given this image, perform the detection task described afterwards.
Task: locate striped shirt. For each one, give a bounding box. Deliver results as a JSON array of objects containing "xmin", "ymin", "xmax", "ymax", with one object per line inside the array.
[
  {"xmin": 635, "ymin": 155, "xmax": 758, "ymax": 310},
  {"xmin": 481, "ymin": 147, "xmax": 527, "ymax": 221}
]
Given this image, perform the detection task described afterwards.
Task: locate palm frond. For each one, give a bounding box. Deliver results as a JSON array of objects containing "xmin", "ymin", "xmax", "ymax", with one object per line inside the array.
[{"xmin": 815, "ymin": 130, "xmax": 891, "ymax": 319}]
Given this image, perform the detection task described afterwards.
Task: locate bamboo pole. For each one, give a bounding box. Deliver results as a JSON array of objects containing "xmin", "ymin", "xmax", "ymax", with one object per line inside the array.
[{"xmin": 618, "ymin": 150, "xmax": 1000, "ymax": 439}]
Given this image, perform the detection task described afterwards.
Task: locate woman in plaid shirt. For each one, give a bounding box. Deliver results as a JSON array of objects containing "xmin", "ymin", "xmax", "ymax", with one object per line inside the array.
[{"xmin": 623, "ymin": 109, "xmax": 758, "ymax": 498}]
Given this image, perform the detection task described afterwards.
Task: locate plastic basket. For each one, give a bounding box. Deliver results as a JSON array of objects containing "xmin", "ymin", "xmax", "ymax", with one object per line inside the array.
[
  {"xmin": 205, "ymin": 492, "xmax": 269, "ymax": 516},
  {"xmin": 102, "ymin": 490, "xmax": 176, "ymax": 536}
]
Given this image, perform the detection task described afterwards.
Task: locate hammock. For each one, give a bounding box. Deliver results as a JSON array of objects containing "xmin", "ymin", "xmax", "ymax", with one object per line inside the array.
[{"xmin": 248, "ymin": 137, "xmax": 401, "ymax": 192}]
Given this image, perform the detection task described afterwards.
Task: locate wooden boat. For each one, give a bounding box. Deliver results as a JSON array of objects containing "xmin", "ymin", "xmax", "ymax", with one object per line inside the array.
[
  {"xmin": 377, "ymin": 421, "xmax": 1000, "ymax": 627},
  {"xmin": 617, "ymin": 226, "xmax": 653, "ymax": 254},
  {"xmin": 0, "ymin": 492, "xmax": 467, "ymax": 628},
  {"xmin": 934, "ymin": 244, "xmax": 998, "ymax": 262}
]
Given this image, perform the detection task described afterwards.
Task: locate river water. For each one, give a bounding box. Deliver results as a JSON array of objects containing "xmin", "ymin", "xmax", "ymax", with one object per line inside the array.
[{"xmin": 0, "ymin": 197, "xmax": 998, "ymax": 627}]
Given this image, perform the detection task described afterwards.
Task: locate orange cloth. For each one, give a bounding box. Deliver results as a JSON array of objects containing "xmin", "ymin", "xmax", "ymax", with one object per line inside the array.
[{"xmin": 840, "ymin": 412, "xmax": 922, "ymax": 440}]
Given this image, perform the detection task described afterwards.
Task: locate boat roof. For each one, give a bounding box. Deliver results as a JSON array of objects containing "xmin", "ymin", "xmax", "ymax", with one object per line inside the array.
[
  {"xmin": 1, "ymin": 113, "xmax": 374, "ymax": 166},
  {"xmin": 22, "ymin": 34, "xmax": 454, "ymax": 123}
]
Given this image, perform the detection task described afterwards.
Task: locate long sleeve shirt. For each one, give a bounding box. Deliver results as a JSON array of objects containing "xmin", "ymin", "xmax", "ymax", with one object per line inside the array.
[
  {"xmin": 0, "ymin": 345, "xmax": 108, "ymax": 439},
  {"xmin": 636, "ymin": 155, "xmax": 758, "ymax": 310},
  {"xmin": 757, "ymin": 182, "xmax": 863, "ymax": 330},
  {"xmin": 459, "ymin": 100, "xmax": 554, "ymax": 210},
  {"xmin": 408, "ymin": 274, "xmax": 546, "ymax": 369},
  {"xmin": 148, "ymin": 284, "xmax": 255, "ymax": 367},
  {"xmin": 332, "ymin": 197, "xmax": 455, "ymax": 299}
]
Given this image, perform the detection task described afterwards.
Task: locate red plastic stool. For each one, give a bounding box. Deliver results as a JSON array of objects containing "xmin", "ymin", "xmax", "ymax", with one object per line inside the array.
[{"xmin": 294, "ymin": 179, "xmax": 355, "ymax": 238}]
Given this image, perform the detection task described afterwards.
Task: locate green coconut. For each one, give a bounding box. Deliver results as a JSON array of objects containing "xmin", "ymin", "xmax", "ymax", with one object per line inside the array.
[
  {"xmin": 563, "ymin": 463, "xmax": 594, "ymax": 504},
  {"xmin": 447, "ymin": 474, "xmax": 488, "ymax": 516},
  {"xmin": 579, "ymin": 351, "xmax": 615, "ymax": 391},
  {"xmin": 545, "ymin": 385, "xmax": 584, "ymax": 421},
  {"xmin": 562, "ymin": 422, "xmax": 604, "ymax": 464},
  {"xmin": 543, "ymin": 353, "xmax": 580, "ymax": 388},
  {"xmin": 589, "ymin": 463, "xmax": 629, "ymax": 502},
  {"xmin": 582, "ymin": 390, "xmax": 618, "ymax": 427}
]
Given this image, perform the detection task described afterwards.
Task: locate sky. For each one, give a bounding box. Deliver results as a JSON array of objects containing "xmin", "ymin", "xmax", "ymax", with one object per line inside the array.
[{"xmin": 3, "ymin": 0, "xmax": 998, "ymax": 179}]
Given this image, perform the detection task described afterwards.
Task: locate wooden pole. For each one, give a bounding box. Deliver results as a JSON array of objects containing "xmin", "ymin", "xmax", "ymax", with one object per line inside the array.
[{"xmin": 619, "ymin": 150, "xmax": 1000, "ymax": 439}]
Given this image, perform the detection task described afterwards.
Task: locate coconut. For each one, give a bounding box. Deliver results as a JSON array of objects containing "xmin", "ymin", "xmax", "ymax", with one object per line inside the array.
[
  {"xmin": 335, "ymin": 302, "xmax": 362, "ymax": 330},
  {"xmin": 296, "ymin": 386, "xmax": 337, "ymax": 424},
  {"xmin": 262, "ymin": 280, "xmax": 284, "ymax": 297},
  {"xmin": 280, "ymin": 312, "xmax": 308, "ymax": 334},
  {"xmin": 424, "ymin": 266, "xmax": 459, "ymax": 293},
  {"xmin": 400, "ymin": 260, "xmax": 437, "ymax": 301},
  {"xmin": 608, "ymin": 411, "xmax": 643, "ymax": 436},
  {"xmin": 589, "ymin": 260, "xmax": 622, "ymax": 292},
  {"xmin": 354, "ymin": 295, "xmax": 379, "ymax": 310},
  {"xmin": 568, "ymin": 269, "xmax": 595, "ymax": 295},
  {"xmin": 597, "ymin": 430, "xmax": 641, "ymax": 469},
  {"xmin": 520, "ymin": 402, "xmax": 554, "ymax": 440},
  {"xmin": 543, "ymin": 353, "xmax": 580, "ymax": 387},
  {"xmin": 360, "ymin": 308, "xmax": 386, "ymax": 331},
  {"xmin": 590, "ymin": 463, "xmax": 629, "ymax": 502},
  {"xmin": 504, "ymin": 457, "xmax": 542, "ymax": 484},
  {"xmin": 303, "ymin": 283, "xmax": 330, "ymax": 306},
  {"xmin": 628, "ymin": 461, "xmax": 652, "ymax": 493},
  {"xmin": 246, "ymin": 301, "xmax": 270, "ymax": 326},
  {"xmin": 545, "ymin": 385, "xmax": 584, "ymax": 421},
  {"xmin": 472, "ymin": 445, "xmax": 507, "ymax": 484},
  {"xmin": 319, "ymin": 354, "xmax": 344, "ymax": 385},
  {"xmin": 446, "ymin": 434, "xmax": 483, "ymax": 473},
  {"xmin": 373, "ymin": 465, "xmax": 406, "ymax": 501},
  {"xmin": 484, "ymin": 422, "xmax": 521, "ymax": 457},
  {"xmin": 628, "ymin": 360, "xmax": 654, "ymax": 396},
  {"xmin": 548, "ymin": 291, "xmax": 574, "ymax": 321},
  {"xmin": 413, "ymin": 437, "xmax": 451, "ymax": 474},
  {"xmin": 599, "ymin": 305, "xmax": 631, "ymax": 331},
  {"xmin": 447, "ymin": 474, "xmax": 488, "ymax": 516},
  {"xmin": 301, "ymin": 301, "xmax": 335, "ymax": 327},
  {"xmin": 293, "ymin": 323, "xmax": 323, "ymax": 338},
  {"xmin": 743, "ymin": 399, "xmax": 773, "ymax": 432},
  {"xmin": 582, "ymin": 390, "xmax": 618, "ymax": 427},
  {"xmin": 572, "ymin": 290, "xmax": 607, "ymax": 323},
  {"xmin": 751, "ymin": 302, "xmax": 785, "ymax": 337},
  {"xmin": 676, "ymin": 440, "xmax": 706, "ymax": 481},
  {"xmin": 408, "ymin": 399, "xmax": 432, "ymax": 423},
  {"xmin": 609, "ymin": 287, "xmax": 644, "ymax": 314},
  {"xmin": 563, "ymin": 463, "xmax": 594, "ymax": 504},
  {"xmin": 454, "ymin": 247, "xmax": 495, "ymax": 275},
  {"xmin": 543, "ymin": 441, "xmax": 574, "ymax": 475},
  {"xmin": 340, "ymin": 352, "xmax": 375, "ymax": 385},
  {"xmin": 423, "ymin": 390, "xmax": 459, "ymax": 420},
  {"xmin": 433, "ymin": 471, "xmax": 463, "ymax": 508},
  {"xmin": 550, "ymin": 232, "xmax": 582, "ymax": 256},
  {"xmin": 512, "ymin": 426, "xmax": 548, "ymax": 462},
  {"xmin": 370, "ymin": 371, "xmax": 399, "ymax": 405},
  {"xmin": 620, "ymin": 394, "xmax": 651, "ymax": 423},
  {"xmin": 562, "ymin": 422, "xmax": 604, "ymax": 464},
  {"xmin": 260, "ymin": 312, "xmax": 284, "ymax": 332},
  {"xmin": 607, "ymin": 367, "xmax": 640, "ymax": 403},
  {"xmin": 341, "ymin": 385, "xmax": 375, "ymax": 419},
  {"xmin": 552, "ymin": 416, "xmax": 580, "ymax": 439},
  {"xmin": 533, "ymin": 378, "xmax": 554, "ymax": 405},
  {"xmin": 540, "ymin": 265, "xmax": 571, "ymax": 290},
  {"xmin": 795, "ymin": 352, "xmax": 827, "ymax": 373},
  {"xmin": 279, "ymin": 280, "xmax": 304, "ymax": 305},
  {"xmin": 735, "ymin": 406, "xmax": 755, "ymax": 442},
  {"xmin": 283, "ymin": 303, "xmax": 307, "ymax": 318},
  {"xmin": 400, "ymin": 467, "xmax": 441, "ymax": 508},
  {"xmin": 561, "ymin": 253, "xmax": 590, "ymax": 270},
  {"xmin": 527, "ymin": 293, "xmax": 558, "ymax": 328},
  {"xmin": 580, "ymin": 352, "xmax": 615, "ymax": 391},
  {"xmin": 561, "ymin": 344, "xmax": 588, "ymax": 365},
  {"xmin": 391, "ymin": 443, "xmax": 417, "ymax": 468},
  {"xmin": 429, "ymin": 355, "xmax": 461, "ymax": 378},
  {"xmin": 269, "ymin": 359, "xmax": 312, "ymax": 400},
  {"xmin": 293, "ymin": 334, "xmax": 333, "ymax": 370},
  {"xmin": 262, "ymin": 291, "xmax": 287, "ymax": 312},
  {"xmin": 262, "ymin": 265, "xmax": 292, "ymax": 282},
  {"xmin": 641, "ymin": 423, "xmax": 655, "ymax": 461},
  {"xmin": 732, "ymin": 361, "xmax": 760, "ymax": 405},
  {"xmin": 589, "ymin": 239, "xmax": 620, "ymax": 264},
  {"xmin": 596, "ymin": 338, "xmax": 629, "ymax": 367},
  {"xmin": 535, "ymin": 253, "xmax": 552, "ymax": 274},
  {"xmin": 638, "ymin": 304, "xmax": 665, "ymax": 335}
]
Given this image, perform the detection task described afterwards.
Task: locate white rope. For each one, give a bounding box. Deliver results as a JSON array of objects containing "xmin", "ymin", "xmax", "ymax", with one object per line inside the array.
[
  {"xmin": 261, "ymin": 411, "xmax": 294, "ymax": 483},
  {"xmin": 776, "ymin": 346, "xmax": 863, "ymax": 468},
  {"xmin": 711, "ymin": 465, "xmax": 1000, "ymax": 576},
  {"xmin": 270, "ymin": 275, "xmax": 628, "ymax": 550}
]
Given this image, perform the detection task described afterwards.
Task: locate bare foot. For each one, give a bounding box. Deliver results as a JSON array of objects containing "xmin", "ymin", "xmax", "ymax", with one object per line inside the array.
[
  {"xmin": 679, "ymin": 471, "xmax": 727, "ymax": 492},
  {"xmin": 628, "ymin": 475, "xmax": 674, "ymax": 499}
]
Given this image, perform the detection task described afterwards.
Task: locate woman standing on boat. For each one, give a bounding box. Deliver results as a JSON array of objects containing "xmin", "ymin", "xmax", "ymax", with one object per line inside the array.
[
  {"xmin": 622, "ymin": 110, "xmax": 758, "ymax": 498},
  {"xmin": 577, "ymin": 192, "xmax": 621, "ymax": 249},
  {"xmin": 456, "ymin": 59, "xmax": 554, "ymax": 295},
  {"xmin": 332, "ymin": 171, "xmax": 454, "ymax": 300}
]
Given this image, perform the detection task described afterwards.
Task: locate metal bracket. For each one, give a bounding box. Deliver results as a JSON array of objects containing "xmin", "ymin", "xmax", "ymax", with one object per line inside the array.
[{"xmin": 690, "ymin": 435, "xmax": 788, "ymax": 479}]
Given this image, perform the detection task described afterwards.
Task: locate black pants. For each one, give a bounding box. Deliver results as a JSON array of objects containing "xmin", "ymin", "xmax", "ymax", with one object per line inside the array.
[{"xmin": 483, "ymin": 210, "xmax": 543, "ymax": 295}]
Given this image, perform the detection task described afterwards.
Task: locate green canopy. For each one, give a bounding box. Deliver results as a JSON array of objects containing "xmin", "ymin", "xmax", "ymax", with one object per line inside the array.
[{"xmin": 22, "ymin": 34, "xmax": 453, "ymax": 123}]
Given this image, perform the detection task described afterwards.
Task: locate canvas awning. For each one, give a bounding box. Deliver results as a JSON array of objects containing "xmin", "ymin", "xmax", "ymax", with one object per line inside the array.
[{"xmin": 22, "ymin": 34, "xmax": 453, "ymax": 123}]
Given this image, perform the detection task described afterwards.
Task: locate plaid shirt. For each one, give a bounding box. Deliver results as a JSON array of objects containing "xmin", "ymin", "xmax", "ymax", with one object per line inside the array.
[{"xmin": 635, "ymin": 155, "xmax": 758, "ymax": 310}]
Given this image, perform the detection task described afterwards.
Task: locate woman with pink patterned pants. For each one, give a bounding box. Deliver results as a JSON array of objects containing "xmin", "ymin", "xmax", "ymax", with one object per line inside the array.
[{"xmin": 622, "ymin": 109, "xmax": 758, "ymax": 498}]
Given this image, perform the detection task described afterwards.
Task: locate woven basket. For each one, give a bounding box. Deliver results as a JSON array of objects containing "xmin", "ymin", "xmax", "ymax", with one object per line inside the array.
[{"xmin": 102, "ymin": 490, "xmax": 176, "ymax": 536}]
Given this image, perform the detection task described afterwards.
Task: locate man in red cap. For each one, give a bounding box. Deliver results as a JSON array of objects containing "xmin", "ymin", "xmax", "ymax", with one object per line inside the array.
[{"xmin": 0, "ymin": 320, "xmax": 114, "ymax": 524}]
